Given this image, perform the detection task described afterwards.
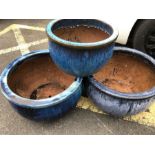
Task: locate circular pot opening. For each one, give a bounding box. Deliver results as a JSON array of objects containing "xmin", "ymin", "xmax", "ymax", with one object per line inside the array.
[
  {"xmin": 94, "ymin": 51, "xmax": 155, "ymax": 94},
  {"xmin": 8, "ymin": 54, "xmax": 75, "ymax": 100},
  {"xmin": 47, "ymin": 19, "xmax": 118, "ymax": 49},
  {"xmin": 53, "ymin": 25, "xmax": 110, "ymax": 43}
]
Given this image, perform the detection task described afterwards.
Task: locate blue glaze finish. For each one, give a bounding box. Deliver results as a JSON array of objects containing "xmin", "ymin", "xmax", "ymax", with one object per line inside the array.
[
  {"xmin": 49, "ymin": 41, "xmax": 114, "ymax": 77},
  {"xmin": 46, "ymin": 19, "xmax": 118, "ymax": 77},
  {"xmin": 0, "ymin": 49, "xmax": 82, "ymax": 120},
  {"xmin": 86, "ymin": 47, "xmax": 155, "ymax": 117},
  {"xmin": 10, "ymin": 86, "xmax": 81, "ymax": 120}
]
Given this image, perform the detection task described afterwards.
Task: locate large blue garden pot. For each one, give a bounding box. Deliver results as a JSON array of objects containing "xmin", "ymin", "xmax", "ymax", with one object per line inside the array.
[
  {"xmin": 0, "ymin": 50, "xmax": 82, "ymax": 120},
  {"xmin": 46, "ymin": 19, "xmax": 118, "ymax": 77},
  {"xmin": 85, "ymin": 47, "xmax": 155, "ymax": 117}
]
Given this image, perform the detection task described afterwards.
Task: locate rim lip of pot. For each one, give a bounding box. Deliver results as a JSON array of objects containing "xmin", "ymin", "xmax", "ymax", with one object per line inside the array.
[
  {"xmin": 46, "ymin": 19, "xmax": 119, "ymax": 49},
  {"xmin": 88, "ymin": 46, "xmax": 155, "ymax": 100},
  {"xmin": 0, "ymin": 49, "xmax": 82, "ymax": 109}
]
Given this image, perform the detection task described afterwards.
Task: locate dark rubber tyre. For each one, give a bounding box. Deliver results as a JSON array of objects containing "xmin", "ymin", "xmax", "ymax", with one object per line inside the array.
[{"xmin": 131, "ymin": 19, "xmax": 155, "ymax": 57}]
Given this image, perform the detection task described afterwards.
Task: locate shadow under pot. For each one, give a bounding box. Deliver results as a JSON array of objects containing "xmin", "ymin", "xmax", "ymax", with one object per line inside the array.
[
  {"xmin": 86, "ymin": 47, "xmax": 155, "ymax": 117},
  {"xmin": 0, "ymin": 49, "xmax": 82, "ymax": 120},
  {"xmin": 46, "ymin": 19, "xmax": 118, "ymax": 77}
]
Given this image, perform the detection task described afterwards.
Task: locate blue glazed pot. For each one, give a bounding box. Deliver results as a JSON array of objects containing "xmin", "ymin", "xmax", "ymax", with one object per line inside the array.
[
  {"xmin": 0, "ymin": 50, "xmax": 82, "ymax": 120},
  {"xmin": 86, "ymin": 47, "xmax": 155, "ymax": 117},
  {"xmin": 46, "ymin": 19, "xmax": 118, "ymax": 77}
]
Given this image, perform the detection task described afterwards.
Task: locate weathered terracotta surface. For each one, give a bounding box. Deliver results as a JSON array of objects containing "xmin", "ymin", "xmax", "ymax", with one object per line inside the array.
[
  {"xmin": 8, "ymin": 55, "xmax": 74, "ymax": 99},
  {"xmin": 95, "ymin": 53, "xmax": 155, "ymax": 93},
  {"xmin": 54, "ymin": 25, "xmax": 109, "ymax": 43}
]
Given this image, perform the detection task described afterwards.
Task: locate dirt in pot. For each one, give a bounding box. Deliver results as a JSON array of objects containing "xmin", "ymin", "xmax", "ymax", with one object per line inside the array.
[
  {"xmin": 94, "ymin": 53, "xmax": 155, "ymax": 93},
  {"xmin": 8, "ymin": 55, "xmax": 74, "ymax": 100},
  {"xmin": 54, "ymin": 25, "xmax": 109, "ymax": 43}
]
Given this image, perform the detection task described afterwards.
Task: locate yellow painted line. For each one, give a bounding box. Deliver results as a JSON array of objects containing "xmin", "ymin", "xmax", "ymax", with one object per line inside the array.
[
  {"xmin": 0, "ymin": 38, "xmax": 48, "ymax": 55},
  {"xmin": 0, "ymin": 25, "xmax": 13, "ymax": 36},
  {"xmin": 77, "ymin": 97, "xmax": 155, "ymax": 127},
  {"xmin": 77, "ymin": 97, "xmax": 104, "ymax": 114},
  {"xmin": 0, "ymin": 24, "xmax": 45, "ymax": 36},
  {"xmin": 28, "ymin": 38, "xmax": 48, "ymax": 47},
  {"xmin": 0, "ymin": 46, "xmax": 21, "ymax": 55},
  {"xmin": 17, "ymin": 24, "xmax": 45, "ymax": 31},
  {"xmin": 13, "ymin": 28, "xmax": 30, "ymax": 55},
  {"xmin": 0, "ymin": 24, "xmax": 45, "ymax": 55}
]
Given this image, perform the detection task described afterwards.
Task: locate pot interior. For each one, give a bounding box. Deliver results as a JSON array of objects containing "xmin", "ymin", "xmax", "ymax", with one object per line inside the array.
[
  {"xmin": 94, "ymin": 52, "xmax": 155, "ymax": 93},
  {"xmin": 54, "ymin": 25, "xmax": 110, "ymax": 43},
  {"xmin": 8, "ymin": 54, "xmax": 74, "ymax": 99}
]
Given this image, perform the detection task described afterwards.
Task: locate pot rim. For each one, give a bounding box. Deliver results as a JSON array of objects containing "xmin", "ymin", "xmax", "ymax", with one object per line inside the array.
[
  {"xmin": 46, "ymin": 19, "xmax": 118, "ymax": 49},
  {"xmin": 89, "ymin": 46, "xmax": 155, "ymax": 99},
  {"xmin": 0, "ymin": 49, "xmax": 82, "ymax": 109}
]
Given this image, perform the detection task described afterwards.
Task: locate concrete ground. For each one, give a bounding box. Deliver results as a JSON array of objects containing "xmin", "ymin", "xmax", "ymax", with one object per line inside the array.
[{"xmin": 0, "ymin": 19, "xmax": 155, "ymax": 135}]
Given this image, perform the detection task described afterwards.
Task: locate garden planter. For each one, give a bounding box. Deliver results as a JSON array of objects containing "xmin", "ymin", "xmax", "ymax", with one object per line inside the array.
[
  {"xmin": 46, "ymin": 19, "xmax": 118, "ymax": 77},
  {"xmin": 86, "ymin": 47, "xmax": 155, "ymax": 117},
  {"xmin": 0, "ymin": 49, "xmax": 82, "ymax": 120}
]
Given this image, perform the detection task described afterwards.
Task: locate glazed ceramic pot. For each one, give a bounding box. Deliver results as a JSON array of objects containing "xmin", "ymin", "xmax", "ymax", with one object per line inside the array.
[
  {"xmin": 0, "ymin": 49, "xmax": 82, "ymax": 120},
  {"xmin": 85, "ymin": 47, "xmax": 155, "ymax": 117},
  {"xmin": 46, "ymin": 19, "xmax": 118, "ymax": 77}
]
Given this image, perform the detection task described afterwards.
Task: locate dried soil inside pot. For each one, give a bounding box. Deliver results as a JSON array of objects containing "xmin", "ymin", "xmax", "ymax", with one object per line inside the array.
[
  {"xmin": 94, "ymin": 53, "xmax": 155, "ymax": 93},
  {"xmin": 54, "ymin": 25, "xmax": 109, "ymax": 43},
  {"xmin": 8, "ymin": 55, "xmax": 74, "ymax": 100}
]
